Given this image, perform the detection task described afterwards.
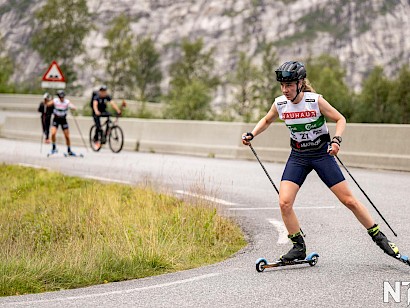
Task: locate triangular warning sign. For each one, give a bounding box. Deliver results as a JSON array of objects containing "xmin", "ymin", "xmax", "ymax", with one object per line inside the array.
[{"xmin": 42, "ymin": 60, "xmax": 66, "ymax": 82}]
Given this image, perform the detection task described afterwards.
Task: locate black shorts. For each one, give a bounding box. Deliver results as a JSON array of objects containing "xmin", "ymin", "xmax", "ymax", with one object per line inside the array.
[
  {"xmin": 281, "ymin": 144, "xmax": 345, "ymax": 188},
  {"xmin": 52, "ymin": 116, "xmax": 69, "ymax": 130}
]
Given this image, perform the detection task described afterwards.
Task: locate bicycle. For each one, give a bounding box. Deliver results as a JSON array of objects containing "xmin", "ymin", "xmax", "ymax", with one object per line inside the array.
[{"xmin": 89, "ymin": 112, "xmax": 124, "ymax": 153}]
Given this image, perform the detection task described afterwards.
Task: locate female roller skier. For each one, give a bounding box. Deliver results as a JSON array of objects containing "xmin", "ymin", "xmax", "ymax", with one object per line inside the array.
[
  {"xmin": 49, "ymin": 90, "xmax": 78, "ymax": 156},
  {"xmin": 242, "ymin": 61, "xmax": 400, "ymax": 262}
]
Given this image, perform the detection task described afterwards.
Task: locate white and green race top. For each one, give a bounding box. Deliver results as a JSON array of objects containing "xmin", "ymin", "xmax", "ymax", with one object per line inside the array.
[
  {"xmin": 52, "ymin": 97, "xmax": 71, "ymax": 118},
  {"xmin": 274, "ymin": 92, "xmax": 330, "ymax": 152}
]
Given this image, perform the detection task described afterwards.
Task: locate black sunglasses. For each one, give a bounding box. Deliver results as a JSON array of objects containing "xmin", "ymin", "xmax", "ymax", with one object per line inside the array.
[{"xmin": 276, "ymin": 71, "xmax": 294, "ymax": 80}]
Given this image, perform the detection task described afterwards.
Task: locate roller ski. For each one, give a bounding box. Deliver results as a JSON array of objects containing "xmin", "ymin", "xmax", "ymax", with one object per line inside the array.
[
  {"xmin": 256, "ymin": 252, "xmax": 319, "ymax": 272},
  {"xmin": 395, "ymin": 255, "xmax": 410, "ymax": 266},
  {"xmin": 256, "ymin": 230, "xmax": 319, "ymax": 272},
  {"xmin": 368, "ymin": 224, "xmax": 410, "ymax": 267},
  {"xmin": 63, "ymin": 151, "xmax": 84, "ymax": 158},
  {"xmin": 47, "ymin": 148, "xmax": 58, "ymax": 157}
]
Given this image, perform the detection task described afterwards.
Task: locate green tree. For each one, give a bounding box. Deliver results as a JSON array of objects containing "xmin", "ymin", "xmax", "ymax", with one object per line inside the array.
[
  {"xmin": 387, "ymin": 65, "xmax": 410, "ymax": 124},
  {"xmin": 169, "ymin": 38, "xmax": 219, "ymax": 90},
  {"xmin": 255, "ymin": 42, "xmax": 280, "ymax": 116},
  {"xmin": 31, "ymin": 0, "xmax": 92, "ymax": 91},
  {"xmin": 165, "ymin": 38, "xmax": 219, "ymax": 120},
  {"xmin": 305, "ymin": 55, "xmax": 353, "ymax": 120},
  {"xmin": 355, "ymin": 66, "xmax": 394, "ymax": 123},
  {"xmin": 166, "ymin": 80, "xmax": 212, "ymax": 120},
  {"xmin": 0, "ymin": 35, "xmax": 14, "ymax": 92},
  {"xmin": 231, "ymin": 52, "xmax": 260, "ymax": 123},
  {"xmin": 103, "ymin": 14, "xmax": 133, "ymax": 97},
  {"xmin": 128, "ymin": 37, "xmax": 162, "ymax": 102}
]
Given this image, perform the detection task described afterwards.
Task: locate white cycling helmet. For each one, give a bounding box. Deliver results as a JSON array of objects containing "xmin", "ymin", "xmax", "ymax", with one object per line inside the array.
[{"xmin": 43, "ymin": 92, "xmax": 52, "ymax": 100}]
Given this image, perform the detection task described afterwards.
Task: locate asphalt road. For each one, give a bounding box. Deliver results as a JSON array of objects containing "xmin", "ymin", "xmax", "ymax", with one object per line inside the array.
[{"xmin": 0, "ymin": 139, "xmax": 409, "ymax": 308}]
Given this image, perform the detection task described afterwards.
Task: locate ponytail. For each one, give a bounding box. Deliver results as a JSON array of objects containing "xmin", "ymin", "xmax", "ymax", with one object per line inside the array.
[{"xmin": 301, "ymin": 78, "xmax": 316, "ymax": 93}]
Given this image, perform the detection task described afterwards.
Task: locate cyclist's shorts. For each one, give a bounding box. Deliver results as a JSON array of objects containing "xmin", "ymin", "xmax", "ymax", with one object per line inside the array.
[
  {"xmin": 52, "ymin": 116, "xmax": 69, "ymax": 130},
  {"xmin": 281, "ymin": 144, "xmax": 345, "ymax": 188},
  {"xmin": 92, "ymin": 112, "xmax": 111, "ymax": 117}
]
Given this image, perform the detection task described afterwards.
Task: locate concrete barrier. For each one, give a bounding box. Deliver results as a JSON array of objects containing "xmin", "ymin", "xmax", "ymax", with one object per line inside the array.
[
  {"xmin": 0, "ymin": 94, "xmax": 88, "ymax": 113},
  {"xmin": 0, "ymin": 94, "xmax": 163, "ymax": 117},
  {"xmin": 0, "ymin": 114, "xmax": 141, "ymax": 151},
  {"xmin": 0, "ymin": 113, "xmax": 409, "ymax": 172}
]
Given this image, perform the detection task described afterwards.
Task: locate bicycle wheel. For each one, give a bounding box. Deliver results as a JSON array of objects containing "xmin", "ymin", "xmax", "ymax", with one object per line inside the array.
[
  {"xmin": 89, "ymin": 125, "xmax": 102, "ymax": 152},
  {"xmin": 108, "ymin": 125, "xmax": 124, "ymax": 153}
]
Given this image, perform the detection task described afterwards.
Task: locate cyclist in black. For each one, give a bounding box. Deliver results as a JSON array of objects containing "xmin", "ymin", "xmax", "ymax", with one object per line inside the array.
[
  {"xmin": 38, "ymin": 92, "xmax": 53, "ymax": 143},
  {"xmin": 91, "ymin": 85, "xmax": 122, "ymax": 147}
]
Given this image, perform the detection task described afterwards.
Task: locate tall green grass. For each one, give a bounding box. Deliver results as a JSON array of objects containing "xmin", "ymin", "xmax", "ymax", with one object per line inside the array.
[{"xmin": 0, "ymin": 164, "xmax": 245, "ymax": 296}]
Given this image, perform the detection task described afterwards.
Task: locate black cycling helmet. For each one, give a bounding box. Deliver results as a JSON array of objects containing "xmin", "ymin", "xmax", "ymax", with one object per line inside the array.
[
  {"xmin": 275, "ymin": 61, "xmax": 307, "ymax": 82},
  {"xmin": 56, "ymin": 90, "xmax": 65, "ymax": 98},
  {"xmin": 99, "ymin": 85, "xmax": 107, "ymax": 91},
  {"xmin": 276, "ymin": 61, "xmax": 306, "ymax": 102}
]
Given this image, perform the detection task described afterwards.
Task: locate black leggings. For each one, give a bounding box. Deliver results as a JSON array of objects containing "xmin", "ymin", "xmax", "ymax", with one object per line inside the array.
[
  {"xmin": 41, "ymin": 115, "xmax": 52, "ymax": 139},
  {"xmin": 93, "ymin": 113, "xmax": 111, "ymax": 141}
]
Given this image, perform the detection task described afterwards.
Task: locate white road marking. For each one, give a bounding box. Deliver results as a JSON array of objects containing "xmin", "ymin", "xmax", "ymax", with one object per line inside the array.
[
  {"xmin": 6, "ymin": 273, "xmax": 221, "ymax": 306},
  {"xmin": 229, "ymin": 206, "xmax": 336, "ymax": 211},
  {"xmin": 174, "ymin": 190, "xmax": 237, "ymax": 206},
  {"xmin": 17, "ymin": 163, "xmax": 49, "ymax": 170},
  {"xmin": 83, "ymin": 175, "xmax": 132, "ymax": 185},
  {"xmin": 267, "ymin": 219, "xmax": 289, "ymax": 244}
]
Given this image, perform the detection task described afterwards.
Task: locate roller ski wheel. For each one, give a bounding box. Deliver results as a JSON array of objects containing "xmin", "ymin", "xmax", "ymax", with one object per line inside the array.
[
  {"xmin": 47, "ymin": 149, "xmax": 58, "ymax": 157},
  {"xmin": 64, "ymin": 152, "xmax": 84, "ymax": 158},
  {"xmin": 394, "ymin": 254, "xmax": 410, "ymax": 267},
  {"xmin": 256, "ymin": 258, "xmax": 268, "ymax": 272},
  {"xmin": 307, "ymin": 253, "xmax": 319, "ymax": 266},
  {"xmin": 255, "ymin": 252, "xmax": 319, "ymax": 272}
]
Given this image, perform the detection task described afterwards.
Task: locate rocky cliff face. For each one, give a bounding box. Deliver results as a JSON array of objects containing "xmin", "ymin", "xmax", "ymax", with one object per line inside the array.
[{"xmin": 1, "ymin": 0, "xmax": 409, "ymax": 96}]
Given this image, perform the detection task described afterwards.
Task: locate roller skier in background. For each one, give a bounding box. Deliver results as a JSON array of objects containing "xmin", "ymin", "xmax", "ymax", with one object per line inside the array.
[
  {"xmin": 38, "ymin": 92, "xmax": 53, "ymax": 144},
  {"xmin": 49, "ymin": 90, "xmax": 78, "ymax": 156}
]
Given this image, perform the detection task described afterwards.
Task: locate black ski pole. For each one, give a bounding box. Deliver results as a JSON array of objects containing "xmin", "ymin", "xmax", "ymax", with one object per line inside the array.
[
  {"xmin": 248, "ymin": 143, "xmax": 279, "ymax": 194},
  {"xmin": 335, "ymin": 155, "xmax": 397, "ymax": 237},
  {"xmin": 71, "ymin": 111, "xmax": 89, "ymax": 152},
  {"xmin": 40, "ymin": 113, "xmax": 45, "ymax": 153},
  {"xmin": 40, "ymin": 130, "xmax": 44, "ymax": 153}
]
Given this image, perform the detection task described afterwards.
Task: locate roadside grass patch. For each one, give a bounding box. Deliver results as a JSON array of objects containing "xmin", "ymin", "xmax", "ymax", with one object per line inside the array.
[{"xmin": 0, "ymin": 164, "xmax": 246, "ymax": 296}]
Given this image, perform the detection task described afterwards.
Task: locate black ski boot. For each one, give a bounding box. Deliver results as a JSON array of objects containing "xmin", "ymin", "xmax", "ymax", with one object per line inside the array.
[
  {"xmin": 51, "ymin": 143, "xmax": 58, "ymax": 154},
  {"xmin": 280, "ymin": 231, "xmax": 306, "ymax": 262},
  {"xmin": 368, "ymin": 224, "xmax": 399, "ymax": 257}
]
